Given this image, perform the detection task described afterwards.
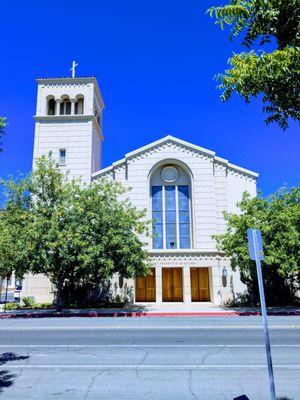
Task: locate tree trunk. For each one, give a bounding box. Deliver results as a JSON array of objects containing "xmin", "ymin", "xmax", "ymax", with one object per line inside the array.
[{"xmin": 55, "ymin": 277, "xmax": 64, "ymax": 311}]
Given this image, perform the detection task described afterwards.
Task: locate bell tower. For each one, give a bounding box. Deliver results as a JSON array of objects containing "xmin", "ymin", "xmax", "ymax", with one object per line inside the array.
[{"xmin": 33, "ymin": 75, "xmax": 104, "ymax": 183}]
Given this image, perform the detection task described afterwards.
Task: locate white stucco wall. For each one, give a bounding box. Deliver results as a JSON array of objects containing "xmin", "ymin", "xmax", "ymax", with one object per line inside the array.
[
  {"xmin": 227, "ymin": 168, "xmax": 257, "ymax": 214},
  {"xmin": 93, "ymin": 137, "xmax": 258, "ymax": 253},
  {"xmin": 92, "ymin": 136, "xmax": 258, "ymax": 304},
  {"xmin": 33, "ymin": 120, "xmax": 94, "ymax": 183},
  {"xmin": 21, "ymin": 274, "xmax": 54, "ymax": 304},
  {"xmin": 33, "ymin": 77, "xmax": 104, "ymax": 184},
  {"xmin": 91, "ymin": 125, "xmax": 102, "ymax": 173}
]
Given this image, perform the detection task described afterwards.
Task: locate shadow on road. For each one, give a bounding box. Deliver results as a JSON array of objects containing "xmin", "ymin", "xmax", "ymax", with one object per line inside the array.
[
  {"xmin": 0, "ymin": 352, "xmax": 29, "ymax": 393},
  {"xmin": 234, "ymin": 394, "xmax": 293, "ymax": 400},
  {"xmin": 278, "ymin": 398, "xmax": 294, "ymax": 400}
]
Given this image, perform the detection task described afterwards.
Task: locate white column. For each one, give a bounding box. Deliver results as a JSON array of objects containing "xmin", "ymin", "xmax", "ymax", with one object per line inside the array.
[
  {"xmin": 156, "ymin": 267, "xmax": 162, "ymax": 303},
  {"xmin": 56, "ymin": 100, "xmax": 61, "ymax": 115},
  {"xmin": 71, "ymin": 99, "xmax": 76, "ymax": 115},
  {"xmin": 183, "ymin": 266, "xmax": 191, "ymax": 303}
]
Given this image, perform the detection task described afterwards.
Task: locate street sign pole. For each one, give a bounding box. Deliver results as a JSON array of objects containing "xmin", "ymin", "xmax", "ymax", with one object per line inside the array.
[{"xmin": 248, "ymin": 229, "xmax": 276, "ymax": 400}]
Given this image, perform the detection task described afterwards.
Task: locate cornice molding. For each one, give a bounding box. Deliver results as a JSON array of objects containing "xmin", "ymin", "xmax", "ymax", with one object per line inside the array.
[
  {"xmin": 34, "ymin": 115, "xmax": 103, "ymax": 140},
  {"xmin": 147, "ymin": 250, "xmax": 230, "ymax": 267},
  {"xmin": 36, "ymin": 77, "xmax": 105, "ymax": 109},
  {"xmin": 128, "ymin": 139, "xmax": 212, "ymax": 164},
  {"xmin": 36, "ymin": 77, "xmax": 96, "ymax": 85},
  {"xmin": 34, "ymin": 114, "xmax": 94, "ymax": 121},
  {"xmin": 148, "ymin": 249, "xmax": 226, "ymax": 256}
]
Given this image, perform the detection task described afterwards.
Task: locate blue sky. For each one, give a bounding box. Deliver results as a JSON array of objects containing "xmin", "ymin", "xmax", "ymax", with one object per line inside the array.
[{"xmin": 0, "ymin": 0, "xmax": 299, "ymax": 195}]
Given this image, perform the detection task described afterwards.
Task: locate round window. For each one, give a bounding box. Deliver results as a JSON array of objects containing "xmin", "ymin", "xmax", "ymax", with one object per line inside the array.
[{"xmin": 161, "ymin": 166, "xmax": 179, "ymax": 183}]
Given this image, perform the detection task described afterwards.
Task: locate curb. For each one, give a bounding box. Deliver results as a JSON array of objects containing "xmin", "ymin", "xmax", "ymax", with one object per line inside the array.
[{"xmin": 0, "ymin": 310, "xmax": 300, "ymax": 319}]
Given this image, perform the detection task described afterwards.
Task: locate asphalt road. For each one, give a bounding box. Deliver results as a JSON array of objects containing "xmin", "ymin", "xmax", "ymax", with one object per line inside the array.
[{"xmin": 0, "ymin": 316, "xmax": 299, "ymax": 400}]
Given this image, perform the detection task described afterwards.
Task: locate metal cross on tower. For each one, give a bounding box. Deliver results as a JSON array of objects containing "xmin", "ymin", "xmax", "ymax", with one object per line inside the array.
[{"xmin": 70, "ymin": 61, "xmax": 78, "ymax": 78}]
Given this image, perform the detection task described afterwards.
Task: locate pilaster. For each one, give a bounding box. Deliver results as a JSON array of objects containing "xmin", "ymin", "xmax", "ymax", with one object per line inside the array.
[
  {"xmin": 183, "ymin": 266, "xmax": 191, "ymax": 303},
  {"xmin": 155, "ymin": 266, "xmax": 162, "ymax": 303}
]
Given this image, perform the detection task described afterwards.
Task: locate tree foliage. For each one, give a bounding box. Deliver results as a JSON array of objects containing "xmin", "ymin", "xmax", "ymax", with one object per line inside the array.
[
  {"xmin": 0, "ymin": 117, "xmax": 6, "ymax": 152},
  {"xmin": 214, "ymin": 187, "xmax": 300, "ymax": 305},
  {"xmin": 207, "ymin": 0, "xmax": 300, "ymax": 129},
  {"xmin": 0, "ymin": 177, "xmax": 31, "ymax": 279},
  {"xmin": 0, "ymin": 155, "xmax": 150, "ymax": 308}
]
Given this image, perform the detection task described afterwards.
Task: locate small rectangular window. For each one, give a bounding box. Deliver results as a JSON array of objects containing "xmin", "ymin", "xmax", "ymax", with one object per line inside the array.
[{"xmin": 59, "ymin": 149, "xmax": 66, "ymax": 165}]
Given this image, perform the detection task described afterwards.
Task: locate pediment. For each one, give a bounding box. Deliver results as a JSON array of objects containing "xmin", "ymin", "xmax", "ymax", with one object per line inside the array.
[
  {"xmin": 125, "ymin": 135, "xmax": 215, "ymax": 162},
  {"xmin": 92, "ymin": 135, "xmax": 258, "ymax": 180}
]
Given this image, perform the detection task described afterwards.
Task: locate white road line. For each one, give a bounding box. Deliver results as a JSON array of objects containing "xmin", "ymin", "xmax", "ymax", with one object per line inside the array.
[
  {"xmin": 0, "ymin": 344, "xmax": 299, "ymax": 348},
  {"xmin": 4, "ymin": 364, "xmax": 300, "ymax": 370},
  {"xmin": 0, "ymin": 325, "xmax": 299, "ymax": 330}
]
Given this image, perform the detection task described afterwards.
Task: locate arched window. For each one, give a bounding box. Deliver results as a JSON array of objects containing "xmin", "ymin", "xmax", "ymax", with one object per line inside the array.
[
  {"xmin": 47, "ymin": 98, "xmax": 56, "ymax": 115},
  {"xmin": 60, "ymin": 98, "xmax": 71, "ymax": 115},
  {"xmin": 75, "ymin": 97, "xmax": 84, "ymax": 114},
  {"xmin": 151, "ymin": 164, "xmax": 192, "ymax": 250}
]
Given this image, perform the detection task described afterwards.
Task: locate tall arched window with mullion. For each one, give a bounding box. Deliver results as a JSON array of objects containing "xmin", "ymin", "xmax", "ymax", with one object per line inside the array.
[{"xmin": 151, "ymin": 165, "xmax": 192, "ymax": 250}]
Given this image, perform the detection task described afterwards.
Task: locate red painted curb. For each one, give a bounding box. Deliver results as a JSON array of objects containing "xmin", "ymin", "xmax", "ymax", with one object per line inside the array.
[{"xmin": 0, "ymin": 310, "xmax": 299, "ymax": 319}]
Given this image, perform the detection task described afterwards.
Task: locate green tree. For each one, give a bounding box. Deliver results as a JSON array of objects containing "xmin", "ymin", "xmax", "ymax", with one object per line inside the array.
[
  {"xmin": 0, "ymin": 155, "xmax": 150, "ymax": 309},
  {"xmin": 207, "ymin": 0, "xmax": 300, "ymax": 129},
  {"xmin": 214, "ymin": 187, "xmax": 300, "ymax": 306},
  {"xmin": 0, "ymin": 177, "xmax": 31, "ymax": 298},
  {"xmin": 0, "ymin": 117, "xmax": 6, "ymax": 152}
]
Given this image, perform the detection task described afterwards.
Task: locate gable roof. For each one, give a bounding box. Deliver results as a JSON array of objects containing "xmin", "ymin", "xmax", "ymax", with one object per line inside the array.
[
  {"xmin": 92, "ymin": 135, "xmax": 259, "ymax": 179},
  {"xmin": 125, "ymin": 135, "xmax": 216, "ymax": 159}
]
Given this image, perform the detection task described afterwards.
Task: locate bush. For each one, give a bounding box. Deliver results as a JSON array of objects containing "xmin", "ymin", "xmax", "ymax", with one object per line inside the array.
[
  {"xmin": 214, "ymin": 188, "xmax": 300, "ymax": 306},
  {"xmin": 32, "ymin": 302, "xmax": 53, "ymax": 309},
  {"xmin": 22, "ymin": 296, "xmax": 35, "ymax": 308},
  {"xmin": 4, "ymin": 302, "xmax": 19, "ymax": 311},
  {"xmin": 225, "ymin": 292, "xmax": 258, "ymax": 308}
]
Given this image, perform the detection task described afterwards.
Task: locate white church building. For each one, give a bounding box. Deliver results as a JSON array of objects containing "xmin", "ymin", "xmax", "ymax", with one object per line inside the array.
[{"xmin": 21, "ymin": 76, "xmax": 258, "ymax": 305}]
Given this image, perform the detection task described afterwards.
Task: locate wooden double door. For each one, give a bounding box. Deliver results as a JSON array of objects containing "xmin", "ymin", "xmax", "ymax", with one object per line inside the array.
[
  {"xmin": 190, "ymin": 267, "xmax": 210, "ymax": 302},
  {"xmin": 136, "ymin": 268, "xmax": 156, "ymax": 302},
  {"xmin": 162, "ymin": 268, "xmax": 183, "ymax": 302}
]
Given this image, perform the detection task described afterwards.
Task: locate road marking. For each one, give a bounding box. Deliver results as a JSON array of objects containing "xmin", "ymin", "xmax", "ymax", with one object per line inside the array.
[
  {"xmin": 0, "ymin": 325, "xmax": 299, "ymax": 330},
  {"xmin": 4, "ymin": 364, "xmax": 300, "ymax": 370},
  {"xmin": 0, "ymin": 344, "xmax": 299, "ymax": 348}
]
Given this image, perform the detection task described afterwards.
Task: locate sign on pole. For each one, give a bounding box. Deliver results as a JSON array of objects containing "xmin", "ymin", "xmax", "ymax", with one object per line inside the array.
[
  {"xmin": 247, "ymin": 228, "xmax": 264, "ymax": 261},
  {"xmin": 247, "ymin": 229, "xmax": 276, "ymax": 400}
]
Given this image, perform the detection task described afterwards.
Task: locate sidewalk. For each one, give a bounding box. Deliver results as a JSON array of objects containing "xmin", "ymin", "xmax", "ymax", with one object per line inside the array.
[{"xmin": 0, "ymin": 303, "xmax": 300, "ymax": 318}]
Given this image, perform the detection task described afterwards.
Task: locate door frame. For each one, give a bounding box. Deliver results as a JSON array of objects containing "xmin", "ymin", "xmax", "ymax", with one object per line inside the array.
[
  {"xmin": 190, "ymin": 267, "xmax": 210, "ymax": 302},
  {"xmin": 135, "ymin": 268, "xmax": 156, "ymax": 302},
  {"xmin": 162, "ymin": 267, "xmax": 183, "ymax": 302}
]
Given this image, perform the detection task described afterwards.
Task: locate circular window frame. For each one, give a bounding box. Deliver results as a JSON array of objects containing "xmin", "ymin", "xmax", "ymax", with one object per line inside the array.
[{"xmin": 161, "ymin": 166, "xmax": 179, "ymax": 183}]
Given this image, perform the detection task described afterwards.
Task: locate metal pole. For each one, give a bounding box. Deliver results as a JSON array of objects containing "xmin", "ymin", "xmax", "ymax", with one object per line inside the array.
[{"xmin": 253, "ymin": 229, "xmax": 276, "ymax": 400}]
